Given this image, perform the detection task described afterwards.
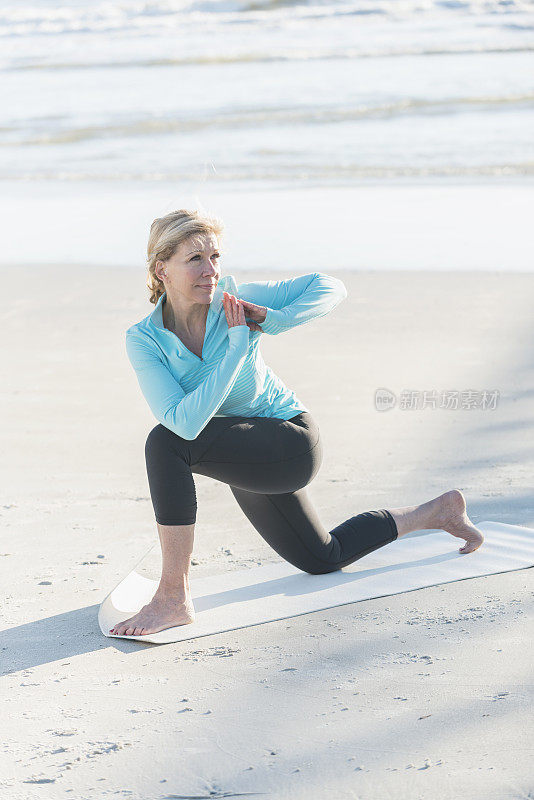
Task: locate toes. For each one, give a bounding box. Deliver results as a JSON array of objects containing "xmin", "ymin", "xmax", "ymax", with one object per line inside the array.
[
  {"xmin": 109, "ymin": 619, "xmax": 148, "ymax": 636},
  {"xmin": 460, "ymin": 539, "xmax": 482, "ymax": 554},
  {"xmin": 110, "ymin": 622, "xmax": 129, "ymax": 635}
]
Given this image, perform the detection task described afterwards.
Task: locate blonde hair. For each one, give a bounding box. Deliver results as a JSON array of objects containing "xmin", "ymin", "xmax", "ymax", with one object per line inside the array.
[{"xmin": 146, "ymin": 208, "xmax": 225, "ymax": 305}]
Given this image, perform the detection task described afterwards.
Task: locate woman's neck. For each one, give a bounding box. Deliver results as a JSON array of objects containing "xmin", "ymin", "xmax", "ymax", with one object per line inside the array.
[{"xmin": 162, "ymin": 292, "xmax": 208, "ymax": 336}]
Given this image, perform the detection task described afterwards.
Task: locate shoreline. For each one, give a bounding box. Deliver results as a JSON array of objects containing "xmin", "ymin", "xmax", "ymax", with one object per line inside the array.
[{"xmin": 0, "ymin": 181, "xmax": 532, "ymax": 272}]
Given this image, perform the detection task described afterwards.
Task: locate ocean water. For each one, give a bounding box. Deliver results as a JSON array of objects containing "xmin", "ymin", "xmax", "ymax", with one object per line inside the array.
[{"xmin": 1, "ymin": 0, "xmax": 533, "ymax": 267}]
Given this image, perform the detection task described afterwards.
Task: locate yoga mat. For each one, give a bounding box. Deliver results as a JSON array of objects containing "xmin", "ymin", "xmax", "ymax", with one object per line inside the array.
[{"xmin": 99, "ymin": 521, "xmax": 534, "ymax": 644}]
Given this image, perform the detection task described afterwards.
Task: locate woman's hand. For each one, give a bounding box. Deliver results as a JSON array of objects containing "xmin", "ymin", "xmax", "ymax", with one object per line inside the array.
[
  {"xmin": 239, "ymin": 298, "xmax": 267, "ymax": 331},
  {"xmin": 222, "ymin": 291, "xmax": 248, "ymax": 330},
  {"xmin": 222, "ymin": 293, "xmax": 267, "ymax": 332},
  {"xmin": 222, "ymin": 291, "xmax": 266, "ymax": 332}
]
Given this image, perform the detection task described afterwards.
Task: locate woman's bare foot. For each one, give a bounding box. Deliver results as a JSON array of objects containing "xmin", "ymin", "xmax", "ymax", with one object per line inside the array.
[
  {"xmin": 428, "ymin": 489, "xmax": 484, "ymax": 554},
  {"xmin": 109, "ymin": 589, "xmax": 195, "ymax": 637}
]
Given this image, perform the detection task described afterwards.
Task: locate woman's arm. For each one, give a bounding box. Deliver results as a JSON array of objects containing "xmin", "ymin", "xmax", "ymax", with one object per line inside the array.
[
  {"xmin": 125, "ymin": 325, "xmax": 249, "ymax": 440},
  {"xmin": 237, "ymin": 272, "xmax": 347, "ymax": 335}
]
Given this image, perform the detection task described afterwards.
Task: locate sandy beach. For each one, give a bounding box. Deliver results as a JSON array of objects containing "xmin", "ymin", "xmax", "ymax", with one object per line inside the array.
[
  {"xmin": 1, "ymin": 264, "xmax": 532, "ymax": 798},
  {"xmin": 3, "ymin": 0, "xmax": 533, "ymax": 792}
]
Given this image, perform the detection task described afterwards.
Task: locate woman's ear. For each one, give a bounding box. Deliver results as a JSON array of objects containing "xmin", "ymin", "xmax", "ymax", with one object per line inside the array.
[{"xmin": 155, "ymin": 259, "xmax": 166, "ymax": 281}]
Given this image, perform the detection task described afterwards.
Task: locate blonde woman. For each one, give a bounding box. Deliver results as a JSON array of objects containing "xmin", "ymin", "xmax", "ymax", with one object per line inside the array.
[{"xmin": 110, "ymin": 209, "xmax": 484, "ymax": 637}]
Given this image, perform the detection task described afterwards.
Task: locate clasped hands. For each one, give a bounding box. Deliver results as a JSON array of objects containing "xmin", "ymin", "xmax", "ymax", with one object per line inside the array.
[{"xmin": 222, "ymin": 290, "xmax": 267, "ymax": 333}]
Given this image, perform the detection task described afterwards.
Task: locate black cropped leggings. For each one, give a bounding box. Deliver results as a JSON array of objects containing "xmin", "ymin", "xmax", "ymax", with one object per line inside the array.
[{"xmin": 144, "ymin": 411, "xmax": 398, "ymax": 575}]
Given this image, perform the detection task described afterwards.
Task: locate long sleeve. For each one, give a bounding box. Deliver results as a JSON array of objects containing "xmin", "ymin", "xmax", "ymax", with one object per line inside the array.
[
  {"xmin": 125, "ymin": 325, "xmax": 249, "ymax": 440},
  {"xmin": 237, "ymin": 272, "xmax": 347, "ymax": 335}
]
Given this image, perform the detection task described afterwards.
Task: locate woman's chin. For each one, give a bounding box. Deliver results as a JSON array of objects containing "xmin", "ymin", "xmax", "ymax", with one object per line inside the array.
[{"xmin": 197, "ymin": 287, "xmax": 215, "ymax": 299}]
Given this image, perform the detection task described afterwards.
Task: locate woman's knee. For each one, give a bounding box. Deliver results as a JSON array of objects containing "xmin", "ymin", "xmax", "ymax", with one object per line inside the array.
[
  {"xmin": 145, "ymin": 423, "xmax": 192, "ymax": 464},
  {"xmin": 285, "ymin": 554, "xmax": 340, "ymax": 576},
  {"xmin": 303, "ymin": 563, "xmax": 341, "ymax": 576},
  {"xmin": 145, "ymin": 423, "xmax": 171, "ymax": 457}
]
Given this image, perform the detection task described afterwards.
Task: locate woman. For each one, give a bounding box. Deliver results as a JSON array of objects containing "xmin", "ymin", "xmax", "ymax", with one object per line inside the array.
[{"xmin": 110, "ymin": 209, "xmax": 484, "ymax": 637}]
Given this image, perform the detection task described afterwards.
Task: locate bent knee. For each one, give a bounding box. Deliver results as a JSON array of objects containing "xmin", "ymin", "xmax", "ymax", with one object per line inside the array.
[
  {"xmin": 145, "ymin": 423, "xmax": 178, "ymax": 459},
  {"xmin": 302, "ymin": 563, "xmax": 341, "ymax": 576},
  {"xmin": 145, "ymin": 423, "xmax": 166, "ymax": 449},
  {"xmin": 145, "ymin": 423, "xmax": 193, "ymax": 468}
]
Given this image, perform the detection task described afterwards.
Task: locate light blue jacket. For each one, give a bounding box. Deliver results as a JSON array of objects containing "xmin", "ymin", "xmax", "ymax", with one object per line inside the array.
[{"xmin": 125, "ymin": 272, "xmax": 347, "ymax": 440}]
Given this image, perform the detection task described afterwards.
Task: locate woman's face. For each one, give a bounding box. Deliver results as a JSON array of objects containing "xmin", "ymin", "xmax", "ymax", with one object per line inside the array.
[{"xmin": 157, "ymin": 233, "xmax": 221, "ymax": 304}]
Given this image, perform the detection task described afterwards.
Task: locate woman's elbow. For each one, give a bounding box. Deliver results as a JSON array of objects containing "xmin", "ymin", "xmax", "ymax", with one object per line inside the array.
[
  {"xmin": 335, "ymin": 278, "xmax": 348, "ymax": 300},
  {"xmin": 317, "ymin": 272, "xmax": 348, "ymax": 301},
  {"xmin": 161, "ymin": 410, "xmax": 199, "ymax": 441}
]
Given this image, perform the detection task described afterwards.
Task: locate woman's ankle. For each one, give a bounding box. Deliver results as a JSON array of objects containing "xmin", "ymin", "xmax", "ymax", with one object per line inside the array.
[
  {"xmin": 388, "ymin": 503, "xmax": 433, "ymax": 538},
  {"xmin": 154, "ymin": 578, "xmax": 190, "ymax": 601}
]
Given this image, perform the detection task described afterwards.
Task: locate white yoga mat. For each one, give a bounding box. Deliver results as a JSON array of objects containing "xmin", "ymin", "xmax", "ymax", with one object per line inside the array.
[{"xmin": 99, "ymin": 521, "xmax": 534, "ymax": 644}]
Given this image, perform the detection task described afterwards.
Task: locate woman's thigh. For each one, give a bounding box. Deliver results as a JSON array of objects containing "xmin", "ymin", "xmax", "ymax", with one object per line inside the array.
[
  {"xmin": 144, "ymin": 412, "xmax": 322, "ymax": 525},
  {"xmin": 190, "ymin": 412, "xmax": 322, "ymax": 495}
]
